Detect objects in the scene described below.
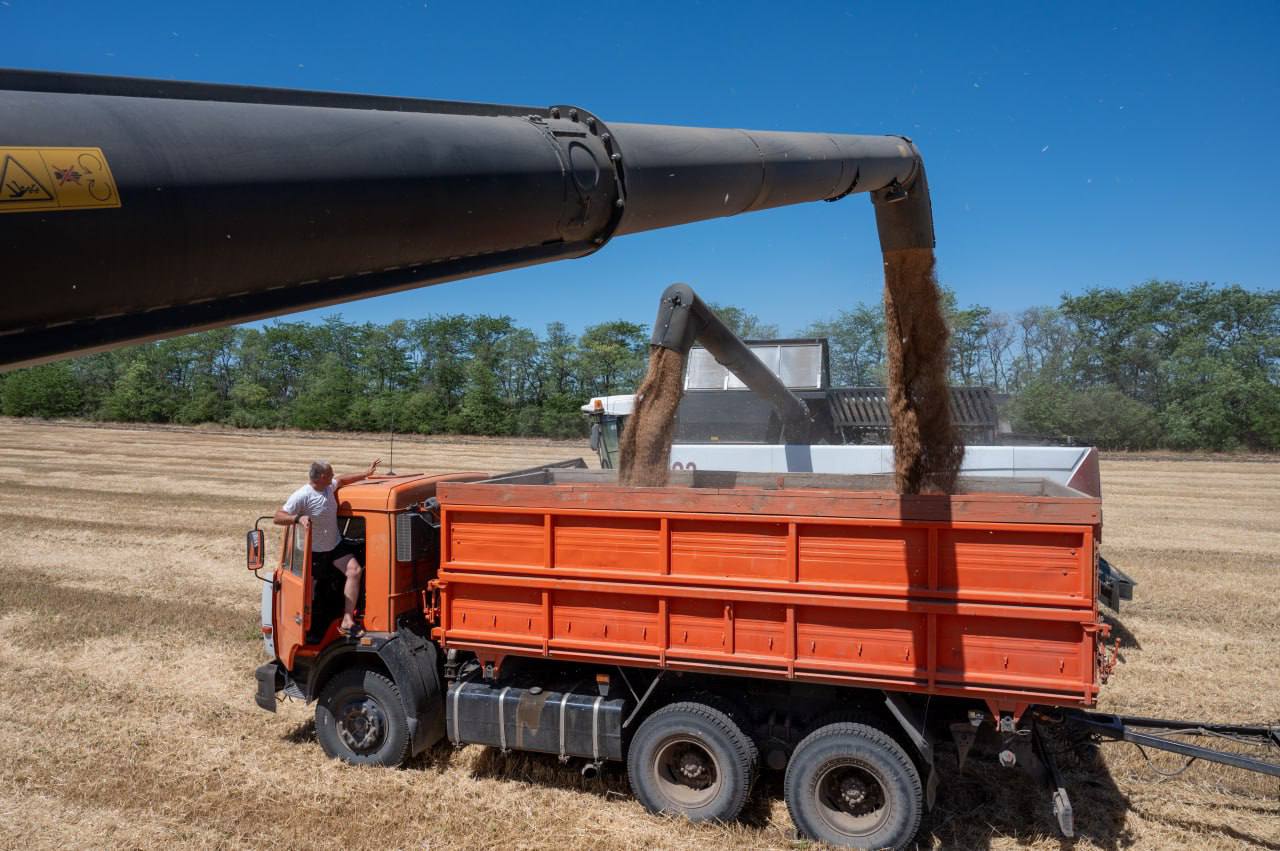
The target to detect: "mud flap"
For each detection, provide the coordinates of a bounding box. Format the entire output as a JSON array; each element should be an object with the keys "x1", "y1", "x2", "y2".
[
  {"x1": 375, "y1": 630, "x2": 446, "y2": 756},
  {"x1": 882, "y1": 692, "x2": 936, "y2": 810},
  {"x1": 950, "y1": 721, "x2": 976, "y2": 770},
  {"x1": 254, "y1": 661, "x2": 281, "y2": 712}
]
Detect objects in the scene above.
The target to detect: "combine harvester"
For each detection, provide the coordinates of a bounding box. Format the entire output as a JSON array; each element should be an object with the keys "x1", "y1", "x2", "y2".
[
  {"x1": 3, "y1": 70, "x2": 1275, "y2": 850},
  {"x1": 582, "y1": 294, "x2": 1100, "y2": 489}
]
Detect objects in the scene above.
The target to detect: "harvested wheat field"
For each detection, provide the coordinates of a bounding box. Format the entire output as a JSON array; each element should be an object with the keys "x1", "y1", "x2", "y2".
[{"x1": 1, "y1": 418, "x2": 1276, "y2": 850}]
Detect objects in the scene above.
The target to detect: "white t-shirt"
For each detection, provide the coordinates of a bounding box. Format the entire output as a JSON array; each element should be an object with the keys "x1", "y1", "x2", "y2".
[{"x1": 282, "y1": 483, "x2": 340, "y2": 552}]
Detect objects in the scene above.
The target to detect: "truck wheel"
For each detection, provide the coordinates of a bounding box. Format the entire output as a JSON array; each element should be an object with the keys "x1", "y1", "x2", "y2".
[
  {"x1": 627, "y1": 701, "x2": 757, "y2": 823},
  {"x1": 315, "y1": 668, "x2": 410, "y2": 767},
  {"x1": 784, "y1": 722, "x2": 922, "y2": 850}
]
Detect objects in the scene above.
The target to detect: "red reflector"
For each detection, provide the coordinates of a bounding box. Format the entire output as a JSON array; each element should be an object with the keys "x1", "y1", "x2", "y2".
[{"x1": 261, "y1": 626, "x2": 272, "y2": 635}]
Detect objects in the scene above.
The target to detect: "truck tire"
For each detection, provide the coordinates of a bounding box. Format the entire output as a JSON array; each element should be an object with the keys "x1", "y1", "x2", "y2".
[
  {"x1": 784, "y1": 721, "x2": 922, "y2": 850},
  {"x1": 627, "y1": 701, "x2": 757, "y2": 823},
  {"x1": 315, "y1": 667, "x2": 410, "y2": 767}
]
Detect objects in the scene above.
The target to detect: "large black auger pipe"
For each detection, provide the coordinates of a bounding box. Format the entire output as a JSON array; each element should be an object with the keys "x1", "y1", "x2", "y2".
[{"x1": 0, "y1": 69, "x2": 934, "y2": 370}]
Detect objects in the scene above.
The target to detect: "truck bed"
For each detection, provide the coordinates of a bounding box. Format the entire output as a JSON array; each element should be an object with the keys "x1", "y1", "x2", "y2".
[{"x1": 433, "y1": 468, "x2": 1104, "y2": 708}]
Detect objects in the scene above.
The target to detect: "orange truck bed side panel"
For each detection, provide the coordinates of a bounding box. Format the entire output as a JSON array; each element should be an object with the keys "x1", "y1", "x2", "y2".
[{"x1": 435, "y1": 481, "x2": 1101, "y2": 707}]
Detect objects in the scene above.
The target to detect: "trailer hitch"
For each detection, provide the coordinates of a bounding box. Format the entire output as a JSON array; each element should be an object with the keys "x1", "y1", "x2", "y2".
[{"x1": 1066, "y1": 711, "x2": 1280, "y2": 779}]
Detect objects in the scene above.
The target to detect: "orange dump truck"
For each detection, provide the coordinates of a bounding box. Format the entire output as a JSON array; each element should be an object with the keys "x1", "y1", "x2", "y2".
[{"x1": 248, "y1": 462, "x2": 1275, "y2": 850}]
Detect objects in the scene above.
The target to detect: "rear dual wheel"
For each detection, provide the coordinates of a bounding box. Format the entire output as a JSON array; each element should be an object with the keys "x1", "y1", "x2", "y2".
[
  {"x1": 784, "y1": 722, "x2": 923, "y2": 850},
  {"x1": 627, "y1": 702, "x2": 758, "y2": 822}
]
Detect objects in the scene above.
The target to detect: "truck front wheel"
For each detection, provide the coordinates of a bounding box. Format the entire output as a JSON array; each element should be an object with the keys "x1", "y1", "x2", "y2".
[
  {"x1": 315, "y1": 668, "x2": 410, "y2": 767},
  {"x1": 627, "y1": 701, "x2": 757, "y2": 823},
  {"x1": 784, "y1": 721, "x2": 922, "y2": 850}
]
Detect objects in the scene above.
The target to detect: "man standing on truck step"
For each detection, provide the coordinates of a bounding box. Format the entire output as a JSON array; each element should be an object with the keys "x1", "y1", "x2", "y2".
[{"x1": 275, "y1": 459, "x2": 380, "y2": 637}]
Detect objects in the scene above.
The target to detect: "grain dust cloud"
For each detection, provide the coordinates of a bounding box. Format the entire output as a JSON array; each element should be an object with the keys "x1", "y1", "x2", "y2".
[
  {"x1": 883, "y1": 247, "x2": 963, "y2": 493},
  {"x1": 618, "y1": 346, "x2": 686, "y2": 487}
]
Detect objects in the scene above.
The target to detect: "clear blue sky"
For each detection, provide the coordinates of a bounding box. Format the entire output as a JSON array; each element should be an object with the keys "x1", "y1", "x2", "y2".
[{"x1": 6, "y1": 1, "x2": 1277, "y2": 334}]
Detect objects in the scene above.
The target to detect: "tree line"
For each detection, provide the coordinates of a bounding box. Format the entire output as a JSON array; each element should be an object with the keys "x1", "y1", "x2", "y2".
[{"x1": 3, "y1": 281, "x2": 1277, "y2": 450}]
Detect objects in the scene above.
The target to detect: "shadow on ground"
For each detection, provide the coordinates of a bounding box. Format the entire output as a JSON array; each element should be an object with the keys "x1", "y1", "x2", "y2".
[
  {"x1": 1101, "y1": 610, "x2": 1142, "y2": 652},
  {"x1": 280, "y1": 714, "x2": 1277, "y2": 849}
]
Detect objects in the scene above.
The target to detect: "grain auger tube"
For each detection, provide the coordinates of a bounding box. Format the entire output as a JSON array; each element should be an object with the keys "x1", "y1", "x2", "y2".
[
  {"x1": 0, "y1": 69, "x2": 932, "y2": 370},
  {"x1": 649, "y1": 282, "x2": 816, "y2": 443}
]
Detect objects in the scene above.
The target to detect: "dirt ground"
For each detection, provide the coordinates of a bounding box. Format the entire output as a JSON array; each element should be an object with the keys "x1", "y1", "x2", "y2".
[{"x1": 1, "y1": 419, "x2": 1276, "y2": 850}]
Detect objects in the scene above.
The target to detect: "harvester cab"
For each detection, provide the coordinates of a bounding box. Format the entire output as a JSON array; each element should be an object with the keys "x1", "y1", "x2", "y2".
[{"x1": 583, "y1": 394, "x2": 635, "y2": 469}]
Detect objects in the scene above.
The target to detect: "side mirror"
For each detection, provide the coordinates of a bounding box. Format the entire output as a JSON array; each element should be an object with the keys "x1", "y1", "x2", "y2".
[
  {"x1": 589, "y1": 422, "x2": 601, "y2": 451},
  {"x1": 246, "y1": 529, "x2": 265, "y2": 572}
]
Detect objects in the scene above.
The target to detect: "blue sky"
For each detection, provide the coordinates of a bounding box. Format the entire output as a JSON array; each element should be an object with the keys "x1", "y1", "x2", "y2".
[{"x1": 5, "y1": 1, "x2": 1277, "y2": 335}]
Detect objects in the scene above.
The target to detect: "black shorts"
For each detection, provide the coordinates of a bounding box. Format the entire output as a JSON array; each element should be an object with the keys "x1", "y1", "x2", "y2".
[{"x1": 313, "y1": 539, "x2": 359, "y2": 574}]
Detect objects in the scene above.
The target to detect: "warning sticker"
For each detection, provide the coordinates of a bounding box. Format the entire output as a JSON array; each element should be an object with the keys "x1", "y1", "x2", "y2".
[{"x1": 0, "y1": 147, "x2": 121, "y2": 213}]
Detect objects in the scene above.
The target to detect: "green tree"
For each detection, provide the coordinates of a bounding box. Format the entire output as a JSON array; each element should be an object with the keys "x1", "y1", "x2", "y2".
[
  {"x1": 455, "y1": 355, "x2": 509, "y2": 435},
  {"x1": 1010, "y1": 306, "x2": 1074, "y2": 391},
  {"x1": 531, "y1": 322, "x2": 586, "y2": 437},
  {"x1": 803, "y1": 303, "x2": 885, "y2": 385},
  {"x1": 407, "y1": 315, "x2": 473, "y2": 431},
  {"x1": 1, "y1": 363, "x2": 83, "y2": 417},
  {"x1": 1010, "y1": 381, "x2": 1161, "y2": 449},
  {"x1": 1054, "y1": 281, "x2": 1279, "y2": 449},
  {"x1": 289, "y1": 353, "x2": 356, "y2": 430},
  {"x1": 228, "y1": 379, "x2": 275, "y2": 428},
  {"x1": 578, "y1": 320, "x2": 648, "y2": 396},
  {"x1": 102, "y1": 355, "x2": 176, "y2": 422},
  {"x1": 6, "y1": 279, "x2": 1270, "y2": 452}
]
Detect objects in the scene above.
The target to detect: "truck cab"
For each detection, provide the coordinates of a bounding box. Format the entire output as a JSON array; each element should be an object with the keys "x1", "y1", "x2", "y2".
[{"x1": 248, "y1": 472, "x2": 485, "y2": 761}]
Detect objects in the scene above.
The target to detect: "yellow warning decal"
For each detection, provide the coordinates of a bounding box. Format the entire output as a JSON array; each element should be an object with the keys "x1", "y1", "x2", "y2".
[{"x1": 0, "y1": 147, "x2": 121, "y2": 213}]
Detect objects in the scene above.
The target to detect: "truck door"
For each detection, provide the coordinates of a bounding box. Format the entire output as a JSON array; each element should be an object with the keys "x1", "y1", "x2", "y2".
[{"x1": 273, "y1": 522, "x2": 312, "y2": 668}]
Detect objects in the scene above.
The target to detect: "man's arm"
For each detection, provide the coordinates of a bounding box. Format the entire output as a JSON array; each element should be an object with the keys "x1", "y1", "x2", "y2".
[
  {"x1": 334, "y1": 458, "x2": 381, "y2": 490},
  {"x1": 273, "y1": 509, "x2": 307, "y2": 526},
  {"x1": 274, "y1": 491, "x2": 309, "y2": 526}
]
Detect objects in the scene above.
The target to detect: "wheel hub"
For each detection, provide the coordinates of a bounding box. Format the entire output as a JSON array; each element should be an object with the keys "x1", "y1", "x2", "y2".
[
  {"x1": 839, "y1": 775, "x2": 868, "y2": 808},
  {"x1": 677, "y1": 750, "x2": 710, "y2": 784},
  {"x1": 819, "y1": 762, "x2": 888, "y2": 825},
  {"x1": 652, "y1": 737, "x2": 722, "y2": 808},
  {"x1": 337, "y1": 698, "x2": 385, "y2": 752}
]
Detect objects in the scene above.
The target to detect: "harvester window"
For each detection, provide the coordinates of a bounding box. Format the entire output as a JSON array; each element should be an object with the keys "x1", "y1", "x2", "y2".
[{"x1": 600, "y1": 418, "x2": 621, "y2": 469}]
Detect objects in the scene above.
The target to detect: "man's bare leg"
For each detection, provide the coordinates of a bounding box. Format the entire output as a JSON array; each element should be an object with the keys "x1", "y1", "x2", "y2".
[{"x1": 333, "y1": 554, "x2": 363, "y2": 630}]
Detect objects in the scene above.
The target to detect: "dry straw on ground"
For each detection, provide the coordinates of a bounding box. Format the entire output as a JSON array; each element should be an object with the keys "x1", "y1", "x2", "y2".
[{"x1": 0, "y1": 419, "x2": 1276, "y2": 850}]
